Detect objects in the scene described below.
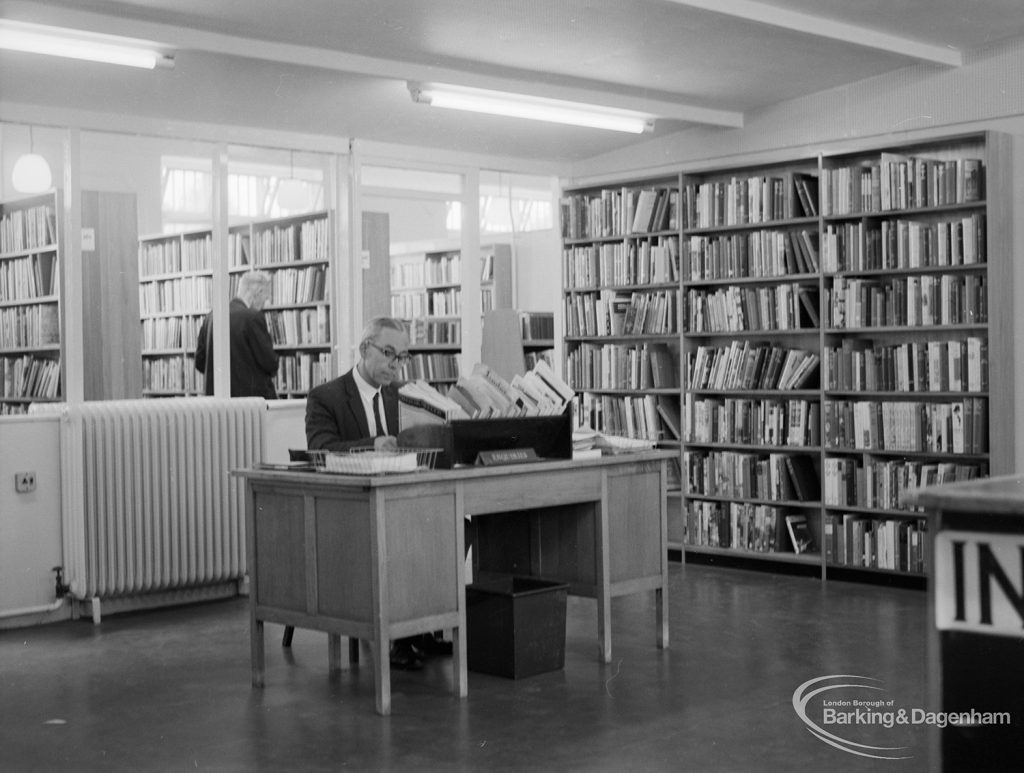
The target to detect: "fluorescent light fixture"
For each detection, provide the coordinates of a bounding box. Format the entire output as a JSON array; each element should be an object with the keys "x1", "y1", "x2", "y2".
[
  {"x1": 0, "y1": 20, "x2": 174, "y2": 69},
  {"x1": 409, "y1": 82, "x2": 654, "y2": 134}
]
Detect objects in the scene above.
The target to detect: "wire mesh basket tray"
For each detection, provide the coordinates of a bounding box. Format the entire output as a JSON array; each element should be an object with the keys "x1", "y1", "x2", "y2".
[{"x1": 308, "y1": 447, "x2": 442, "y2": 475}]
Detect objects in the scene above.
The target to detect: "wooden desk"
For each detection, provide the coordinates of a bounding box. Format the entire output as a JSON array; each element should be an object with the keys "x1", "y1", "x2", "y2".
[{"x1": 239, "y1": 450, "x2": 673, "y2": 715}]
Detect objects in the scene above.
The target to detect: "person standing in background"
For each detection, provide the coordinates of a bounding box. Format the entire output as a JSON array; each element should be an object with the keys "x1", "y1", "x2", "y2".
[{"x1": 195, "y1": 270, "x2": 279, "y2": 398}]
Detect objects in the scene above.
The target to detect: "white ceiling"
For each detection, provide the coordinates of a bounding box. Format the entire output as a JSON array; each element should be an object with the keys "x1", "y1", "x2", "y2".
[{"x1": 2, "y1": 0, "x2": 1024, "y2": 166}]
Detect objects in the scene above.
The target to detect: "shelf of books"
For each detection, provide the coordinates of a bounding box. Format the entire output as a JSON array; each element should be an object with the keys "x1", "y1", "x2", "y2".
[
  {"x1": 232, "y1": 211, "x2": 332, "y2": 397},
  {"x1": 519, "y1": 311, "x2": 556, "y2": 371},
  {"x1": 140, "y1": 211, "x2": 333, "y2": 398},
  {"x1": 559, "y1": 132, "x2": 1013, "y2": 585},
  {"x1": 679, "y1": 158, "x2": 825, "y2": 571},
  {"x1": 480, "y1": 243, "x2": 512, "y2": 314},
  {"x1": 0, "y1": 191, "x2": 62, "y2": 414},
  {"x1": 138, "y1": 228, "x2": 213, "y2": 396},
  {"x1": 560, "y1": 177, "x2": 685, "y2": 516},
  {"x1": 392, "y1": 248, "x2": 463, "y2": 387},
  {"x1": 816, "y1": 132, "x2": 1012, "y2": 582}
]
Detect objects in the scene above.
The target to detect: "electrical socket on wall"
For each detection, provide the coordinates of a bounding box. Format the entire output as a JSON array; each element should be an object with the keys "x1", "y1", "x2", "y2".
[{"x1": 14, "y1": 471, "x2": 36, "y2": 493}]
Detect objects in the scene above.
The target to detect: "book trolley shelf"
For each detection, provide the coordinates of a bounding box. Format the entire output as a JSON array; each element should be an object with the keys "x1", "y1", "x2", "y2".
[
  {"x1": 139, "y1": 210, "x2": 333, "y2": 398},
  {"x1": 0, "y1": 191, "x2": 62, "y2": 414},
  {"x1": 559, "y1": 131, "x2": 1015, "y2": 585}
]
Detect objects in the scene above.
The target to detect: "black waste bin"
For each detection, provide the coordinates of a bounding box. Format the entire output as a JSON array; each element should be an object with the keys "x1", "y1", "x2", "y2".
[{"x1": 466, "y1": 574, "x2": 569, "y2": 679}]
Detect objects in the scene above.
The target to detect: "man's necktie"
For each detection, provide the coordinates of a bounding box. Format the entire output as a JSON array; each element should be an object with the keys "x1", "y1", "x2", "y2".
[{"x1": 373, "y1": 392, "x2": 385, "y2": 436}]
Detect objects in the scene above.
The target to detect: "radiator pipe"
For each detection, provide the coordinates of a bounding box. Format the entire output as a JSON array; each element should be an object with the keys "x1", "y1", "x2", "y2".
[
  {"x1": 0, "y1": 566, "x2": 70, "y2": 620},
  {"x1": 0, "y1": 598, "x2": 66, "y2": 619}
]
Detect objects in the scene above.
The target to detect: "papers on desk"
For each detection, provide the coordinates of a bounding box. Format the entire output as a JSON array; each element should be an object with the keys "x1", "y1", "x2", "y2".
[
  {"x1": 572, "y1": 429, "x2": 657, "y2": 458},
  {"x1": 594, "y1": 434, "x2": 657, "y2": 454},
  {"x1": 572, "y1": 430, "x2": 603, "y2": 460},
  {"x1": 256, "y1": 461, "x2": 314, "y2": 471},
  {"x1": 322, "y1": 450, "x2": 420, "y2": 475}
]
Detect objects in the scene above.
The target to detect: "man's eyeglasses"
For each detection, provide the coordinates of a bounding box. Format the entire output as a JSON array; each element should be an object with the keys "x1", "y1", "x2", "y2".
[{"x1": 366, "y1": 341, "x2": 412, "y2": 367}]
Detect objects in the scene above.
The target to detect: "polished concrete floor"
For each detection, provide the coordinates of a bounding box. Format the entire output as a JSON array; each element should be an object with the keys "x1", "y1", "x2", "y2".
[{"x1": 1, "y1": 562, "x2": 934, "y2": 772}]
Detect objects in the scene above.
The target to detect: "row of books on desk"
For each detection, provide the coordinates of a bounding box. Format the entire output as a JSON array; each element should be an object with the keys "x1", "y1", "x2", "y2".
[{"x1": 399, "y1": 359, "x2": 575, "y2": 422}]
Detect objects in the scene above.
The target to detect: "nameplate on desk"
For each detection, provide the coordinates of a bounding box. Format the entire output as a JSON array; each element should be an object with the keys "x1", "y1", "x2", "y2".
[{"x1": 475, "y1": 448, "x2": 539, "y2": 466}]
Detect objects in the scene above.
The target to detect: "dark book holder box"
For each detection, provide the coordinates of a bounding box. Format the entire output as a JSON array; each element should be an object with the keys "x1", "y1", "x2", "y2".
[{"x1": 400, "y1": 407, "x2": 573, "y2": 469}]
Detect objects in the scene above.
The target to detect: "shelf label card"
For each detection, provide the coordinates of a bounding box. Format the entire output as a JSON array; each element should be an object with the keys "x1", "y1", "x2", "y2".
[{"x1": 934, "y1": 530, "x2": 1024, "y2": 637}]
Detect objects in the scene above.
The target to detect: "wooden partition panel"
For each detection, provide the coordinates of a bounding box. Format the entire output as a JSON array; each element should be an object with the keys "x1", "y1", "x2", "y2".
[
  {"x1": 314, "y1": 493, "x2": 374, "y2": 621},
  {"x1": 253, "y1": 490, "x2": 307, "y2": 611},
  {"x1": 607, "y1": 462, "x2": 664, "y2": 583},
  {"x1": 383, "y1": 488, "x2": 461, "y2": 622}
]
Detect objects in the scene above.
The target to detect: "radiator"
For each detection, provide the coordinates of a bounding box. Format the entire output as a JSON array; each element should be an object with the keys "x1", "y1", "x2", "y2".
[{"x1": 57, "y1": 398, "x2": 264, "y2": 609}]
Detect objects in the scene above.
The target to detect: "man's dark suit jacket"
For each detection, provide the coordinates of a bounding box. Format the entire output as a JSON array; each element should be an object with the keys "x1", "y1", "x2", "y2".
[
  {"x1": 305, "y1": 368, "x2": 400, "y2": 451},
  {"x1": 195, "y1": 298, "x2": 278, "y2": 399}
]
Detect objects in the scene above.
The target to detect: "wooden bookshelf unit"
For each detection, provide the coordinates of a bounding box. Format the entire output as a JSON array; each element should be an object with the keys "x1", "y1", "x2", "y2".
[
  {"x1": 559, "y1": 131, "x2": 1014, "y2": 585},
  {"x1": 0, "y1": 191, "x2": 61, "y2": 413},
  {"x1": 391, "y1": 244, "x2": 513, "y2": 387},
  {"x1": 139, "y1": 210, "x2": 334, "y2": 398}
]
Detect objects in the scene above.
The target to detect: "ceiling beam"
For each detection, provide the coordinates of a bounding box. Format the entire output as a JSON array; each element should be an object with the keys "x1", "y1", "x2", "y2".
[
  {"x1": 665, "y1": 0, "x2": 963, "y2": 67},
  {"x1": 0, "y1": 1, "x2": 743, "y2": 128}
]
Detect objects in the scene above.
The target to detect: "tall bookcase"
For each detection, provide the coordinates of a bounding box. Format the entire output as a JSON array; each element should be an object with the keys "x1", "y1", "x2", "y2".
[
  {"x1": 560, "y1": 180, "x2": 683, "y2": 441},
  {"x1": 235, "y1": 210, "x2": 332, "y2": 397},
  {"x1": 559, "y1": 131, "x2": 1014, "y2": 585},
  {"x1": 139, "y1": 228, "x2": 213, "y2": 396},
  {"x1": 391, "y1": 247, "x2": 462, "y2": 387},
  {"x1": 0, "y1": 191, "x2": 61, "y2": 413},
  {"x1": 815, "y1": 133, "x2": 1012, "y2": 581},
  {"x1": 139, "y1": 209, "x2": 333, "y2": 398},
  {"x1": 391, "y1": 244, "x2": 513, "y2": 387},
  {"x1": 679, "y1": 158, "x2": 825, "y2": 572}
]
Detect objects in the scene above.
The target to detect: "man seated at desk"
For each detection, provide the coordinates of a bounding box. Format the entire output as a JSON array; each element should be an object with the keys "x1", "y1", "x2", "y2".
[{"x1": 305, "y1": 315, "x2": 453, "y2": 671}]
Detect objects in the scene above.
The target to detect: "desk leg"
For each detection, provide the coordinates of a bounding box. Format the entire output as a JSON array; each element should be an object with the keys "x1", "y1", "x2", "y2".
[
  {"x1": 349, "y1": 637, "x2": 360, "y2": 664},
  {"x1": 454, "y1": 625, "x2": 468, "y2": 698},
  {"x1": 328, "y1": 634, "x2": 341, "y2": 673},
  {"x1": 251, "y1": 618, "x2": 265, "y2": 687},
  {"x1": 656, "y1": 587, "x2": 669, "y2": 649},
  {"x1": 598, "y1": 592, "x2": 613, "y2": 663},
  {"x1": 596, "y1": 487, "x2": 613, "y2": 663},
  {"x1": 373, "y1": 636, "x2": 391, "y2": 716}
]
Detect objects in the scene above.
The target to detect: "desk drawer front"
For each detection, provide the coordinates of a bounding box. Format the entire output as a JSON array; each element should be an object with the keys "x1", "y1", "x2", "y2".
[{"x1": 463, "y1": 468, "x2": 601, "y2": 513}]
